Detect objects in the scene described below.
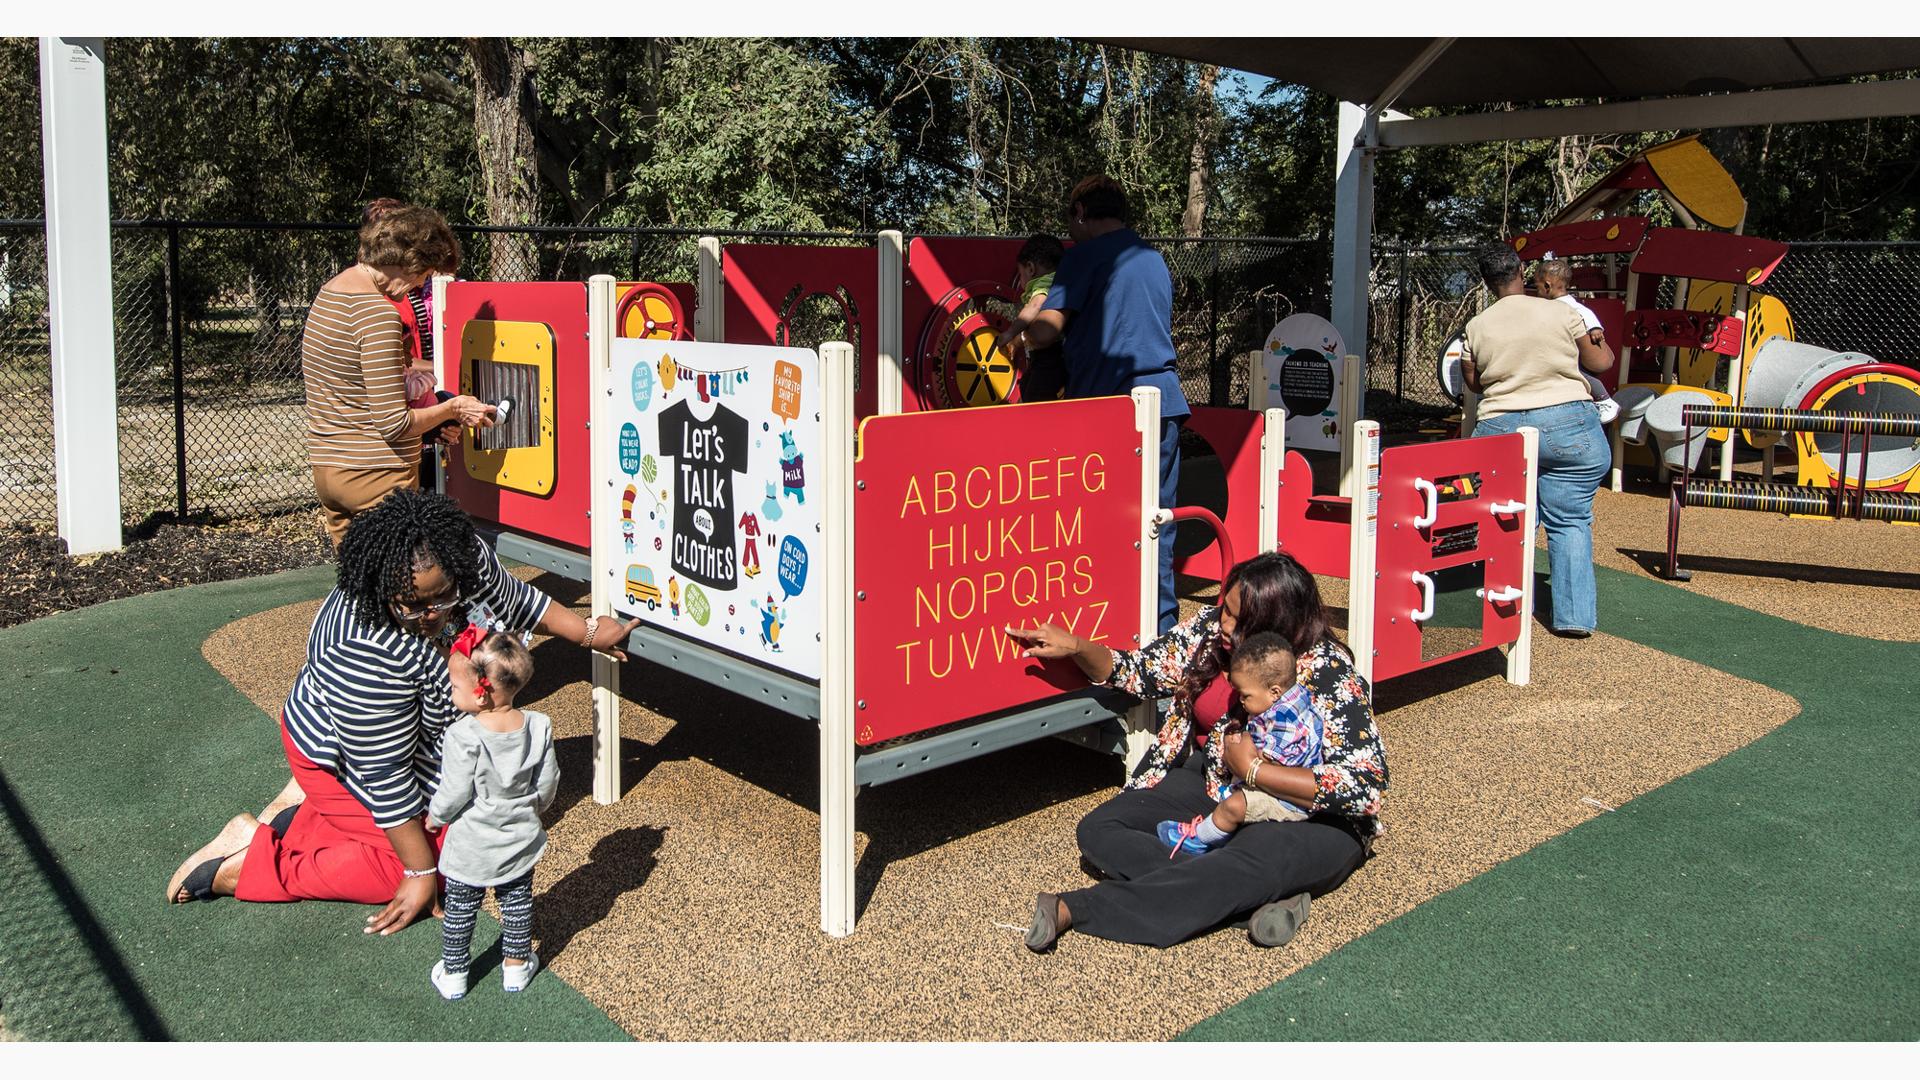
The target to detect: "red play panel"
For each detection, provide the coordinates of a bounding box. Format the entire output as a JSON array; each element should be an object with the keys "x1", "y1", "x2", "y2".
[
  {"x1": 1512, "y1": 216, "x2": 1648, "y2": 258},
  {"x1": 1173, "y1": 406, "x2": 1267, "y2": 583},
  {"x1": 1371, "y1": 433, "x2": 1530, "y2": 683},
  {"x1": 1272, "y1": 450, "x2": 1350, "y2": 579},
  {"x1": 722, "y1": 243, "x2": 878, "y2": 419},
  {"x1": 1630, "y1": 228, "x2": 1788, "y2": 286},
  {"x1": 902, "y1": 236, "x2": 1028, "y2": 414},
  {"x1": 853, "y1": 396, "x2": 1146, "y2": 744},
  {"x1": 441, "y1": 281, "x2": 590, "y2": 551}
]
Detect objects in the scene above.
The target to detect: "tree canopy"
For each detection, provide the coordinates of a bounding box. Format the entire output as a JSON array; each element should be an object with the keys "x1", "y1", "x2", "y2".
[{"x1": 2, "y1": 36, "x2": 1916, "y2": 244}]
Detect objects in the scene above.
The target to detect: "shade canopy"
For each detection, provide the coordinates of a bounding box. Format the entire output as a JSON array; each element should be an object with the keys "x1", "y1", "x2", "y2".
[{"x1": 1099, "y1": 38, "x2": 1920, "y2": 108}]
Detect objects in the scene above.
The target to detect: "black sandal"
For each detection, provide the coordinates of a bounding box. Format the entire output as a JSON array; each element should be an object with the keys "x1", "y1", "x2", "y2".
[
  {"x1": 172, "y1": 855, "x2": 227, "y2": 904},
  {"x1": 1025, "y1": 892, "x2": 1063, "y2": 953}
]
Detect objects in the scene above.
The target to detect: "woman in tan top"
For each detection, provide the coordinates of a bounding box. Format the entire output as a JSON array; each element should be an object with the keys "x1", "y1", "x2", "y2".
[
  {"x1": 1460, "y1": 245, "x2": 1614, "y2": 637},
  {"x1": 303, "y1": 207, "x2": 493, "y2": 545}
]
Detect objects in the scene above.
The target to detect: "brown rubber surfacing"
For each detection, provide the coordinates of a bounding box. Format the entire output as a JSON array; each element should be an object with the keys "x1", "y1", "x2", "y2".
[{"x1": 203, "y1": 568, "x2": 1796, "y2": 1040}]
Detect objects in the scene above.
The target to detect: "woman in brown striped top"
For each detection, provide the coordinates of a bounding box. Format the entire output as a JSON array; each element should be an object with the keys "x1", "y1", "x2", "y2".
[{"x1": 304, "y1": 207, "x2": 494, "y2": 546}]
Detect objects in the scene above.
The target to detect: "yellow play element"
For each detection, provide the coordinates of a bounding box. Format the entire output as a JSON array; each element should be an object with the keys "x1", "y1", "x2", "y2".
[
  {"x1": 1674, "y1": 283, "x2": 1797, "y2": 440},
  {"x1": 460, "y1": 319, "x2": 557, "y2": 496},
  {"x1": 1645, "y1": 135, "x2": 1746, "y2": 230},
  {"x1": 1794, "y1": 370, "x2": 1920, "y2": 512}
]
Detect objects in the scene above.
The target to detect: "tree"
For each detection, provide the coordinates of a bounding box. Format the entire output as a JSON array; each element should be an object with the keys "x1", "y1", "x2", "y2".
[{"x1": 464, "y1": 38, "x2": 540, "y2": 276}]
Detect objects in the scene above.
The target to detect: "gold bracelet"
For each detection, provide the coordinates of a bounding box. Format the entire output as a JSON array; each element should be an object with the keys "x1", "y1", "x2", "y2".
[
  {"x1": 582, "y1": 617, "x2": 599, "y2": 650},
  {"x1": 1246, "y1": 760, "x2": 1262, "y2": 793}
]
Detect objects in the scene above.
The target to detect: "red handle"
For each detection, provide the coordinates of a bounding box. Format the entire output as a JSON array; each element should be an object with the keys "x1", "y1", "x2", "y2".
[{"x1": 1166, "y1": 505, "x2": 1234, "y2": 574}]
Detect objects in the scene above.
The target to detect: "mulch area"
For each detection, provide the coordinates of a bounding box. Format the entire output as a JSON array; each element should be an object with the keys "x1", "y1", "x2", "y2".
[
  {"x1": 202, "y1": 564, "x2": 1798, "y2": 1041},
  {"x1": 0, "y1": 513, "x2": 332, "y2": 629}
]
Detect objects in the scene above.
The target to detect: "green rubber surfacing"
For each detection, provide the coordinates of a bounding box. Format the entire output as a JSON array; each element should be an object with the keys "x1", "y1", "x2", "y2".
[
  {"x1": 0, "y1": 566, "x2": 627, "y2": 1041},
  {"x1": 1182, "y1": 563, "x2": 1920, "y2": 1041}
]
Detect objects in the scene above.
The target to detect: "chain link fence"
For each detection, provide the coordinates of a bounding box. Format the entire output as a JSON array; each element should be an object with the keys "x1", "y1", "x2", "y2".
[{"x1": 2, "y1": 223, "x2": 1917, "y2": 528}]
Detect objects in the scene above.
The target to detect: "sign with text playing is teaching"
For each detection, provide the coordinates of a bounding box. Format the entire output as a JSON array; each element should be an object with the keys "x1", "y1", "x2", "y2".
[
  {"x1": 853, "y1": 396, "x2": 1146, "y2": 744},
  {"x1": 607, "y1": 338, "x2": 824, "y2": 680}
]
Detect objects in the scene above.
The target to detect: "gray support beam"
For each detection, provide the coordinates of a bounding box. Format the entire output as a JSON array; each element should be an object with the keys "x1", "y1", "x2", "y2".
[
  {"x1": 39, "y1": 38, "x2": 121, "y2": 554},
  {"x1": 1331, "y1": 101, "x2": 1376, "y2": 372},
  {"x1": 1377, "y1": 78, "x2": 1920, "y2": 148}
]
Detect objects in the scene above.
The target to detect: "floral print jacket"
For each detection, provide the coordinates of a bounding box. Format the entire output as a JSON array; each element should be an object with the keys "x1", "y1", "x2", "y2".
[{"x1": 1106, "y1": 605, "x2": 1388, "y2": 834}]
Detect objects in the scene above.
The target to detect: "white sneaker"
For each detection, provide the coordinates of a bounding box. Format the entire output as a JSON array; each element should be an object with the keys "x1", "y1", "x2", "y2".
[
  {"x1": 430, "y1": 960, "x2": 468, "y2": 1001},
  {"x1": 502, "y1": 951, "x2": 540, "y2": 992},
  {"x1": 1595, "y1": 396, "x2": 1621, "y2": 425}
]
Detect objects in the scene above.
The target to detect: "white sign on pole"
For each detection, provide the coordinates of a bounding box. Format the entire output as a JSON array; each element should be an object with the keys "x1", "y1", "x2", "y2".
[
  {"x1": 1262, "y1": 314, "x2": 1347, "y2": 452},
  {"x1": 606, "y1": 339, "x2": 825, "y2": 680}
]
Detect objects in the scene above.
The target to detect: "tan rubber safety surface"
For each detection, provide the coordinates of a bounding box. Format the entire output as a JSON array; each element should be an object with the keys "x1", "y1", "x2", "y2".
[
  {"x1": 1590, "y1": 483, "x2": 1920, "y2": 641},
  {"x1": 203, "y1": 563, "x2": 1796, "y2": 1041}
]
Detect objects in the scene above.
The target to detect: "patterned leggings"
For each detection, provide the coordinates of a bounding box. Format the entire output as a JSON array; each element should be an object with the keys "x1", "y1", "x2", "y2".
[{"x1": 440, "y1": 872, "x2": 535, "y2": 975}]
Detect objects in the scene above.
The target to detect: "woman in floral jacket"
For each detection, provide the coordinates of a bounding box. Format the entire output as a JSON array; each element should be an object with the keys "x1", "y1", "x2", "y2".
[{"x1": 1007, "y1": 551, "x2": 1387, "y2": 950}]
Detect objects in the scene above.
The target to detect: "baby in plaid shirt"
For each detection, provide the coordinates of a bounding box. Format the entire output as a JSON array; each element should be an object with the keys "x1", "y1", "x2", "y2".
[{"x1": 1160, "y1": 632, "x2": 1324, "y2": 855}]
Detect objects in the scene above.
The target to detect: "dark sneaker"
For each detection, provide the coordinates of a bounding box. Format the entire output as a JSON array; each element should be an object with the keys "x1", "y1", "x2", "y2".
[{"x1": 1249, "y1": 892, "x2": 1311, "y2": 947}]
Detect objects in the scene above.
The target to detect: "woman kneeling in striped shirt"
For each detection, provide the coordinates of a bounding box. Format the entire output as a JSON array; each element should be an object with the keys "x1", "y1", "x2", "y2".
[{"x1": 164, "y1": 490, "x2": 639, "y2": 938}]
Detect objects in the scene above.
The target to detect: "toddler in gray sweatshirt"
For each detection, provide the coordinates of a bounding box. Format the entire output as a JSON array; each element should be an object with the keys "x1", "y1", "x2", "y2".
[{"x1": 427, "y1": 625, "x2": 558, "y2": 1001}]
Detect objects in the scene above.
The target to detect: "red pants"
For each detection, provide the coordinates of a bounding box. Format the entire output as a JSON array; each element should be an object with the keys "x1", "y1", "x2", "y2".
[{"x1": 234, "y1": 720, "x2": 442, "y2": 905}]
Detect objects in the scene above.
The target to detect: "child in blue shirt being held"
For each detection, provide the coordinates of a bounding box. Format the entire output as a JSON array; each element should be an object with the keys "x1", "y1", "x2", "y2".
[{"x1": 1159, "y1": 632, "x2": 1322, "y2": 855}]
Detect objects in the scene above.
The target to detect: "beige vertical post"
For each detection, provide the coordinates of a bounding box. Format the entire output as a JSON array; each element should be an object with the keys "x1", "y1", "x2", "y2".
[
  {"x1": 1246, "y1": 349, "x2": 1269, "y2": 413},
  {"x1": 1345, "y1": 420, "x2": 1382, "y2": 685},
  {"x1": 1336, "y1": 353, "x2": 1365, "y2": 488},
  {"x1": 1259, "y1": 406, "x2": 1286, "y2": 555},
  {"x1": 1123, "y1": 387, "x2": 1165, "y2": 772},
  {"x1": 587, "y1": 276, "x2": 623, "y2": 804},
  {"x1": 1507, "y1": 426, "x2": 1540, "y2": 686},
  {"x1": 876, "y1": 231, "x2": 904, "y2": 416},
  {"x1": 695, "y1": 237, "x2": 723, "y2": 343},
  {"x1": 430, "y1": 273, "x2": 453, "y2": 497},
  {"x1": 819, "y1": 340, "x2": 858, "y2": 937}
]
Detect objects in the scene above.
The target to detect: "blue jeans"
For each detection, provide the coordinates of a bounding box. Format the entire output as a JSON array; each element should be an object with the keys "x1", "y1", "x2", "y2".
[
  {"x1": 1474, "y1": 400, "x2": 1609, "y2": 632},
  {"x1": 1158, "y1": 417, "x2": 1183, "y2": 633}
]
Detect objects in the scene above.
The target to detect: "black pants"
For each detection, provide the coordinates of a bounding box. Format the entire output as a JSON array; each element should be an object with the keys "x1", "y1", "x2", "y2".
[{"x1": 1062, "y1": 754, "x2": 1370, "y2": 947}]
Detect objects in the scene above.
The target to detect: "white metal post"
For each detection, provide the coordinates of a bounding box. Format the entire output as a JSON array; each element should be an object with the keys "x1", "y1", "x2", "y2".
[
  {"x1": 876, "y1": 230, "x2": 904, "y2": 416},
  {"x1": 430, "y1": 273, "x2": 452, "y2": 496},
  {"x1": 1609, "y1": 269, "x2": 1641, "y2": 492},
  {"x1": 695, "y1": 237, "x2": 723, "y2": 343},
  {"x1": 1507, "y1": 426, "x2": 1540, "y2": 687},
  {"x1": 39, "y1": 37, "x2": 121, "y2": 554},
  {"x1": 1337, "y1": 353, "x2": 1366, "y2": 489},
  {"x1": 1259, "y1": 407, "x2": 1285, "y2": 555},
  {"x1": 587, "y1": 276, "x2": 622, "y2": 804},
  {"x1": 1123, "y1": 387, "x2": 1164, "y2": 772},
  {"x1": 1331, "y1": 101, "x2": 1376, "y2": 389},
  {"x1": 1461, "y1": 385, "x2": 1480, "y2": 439},
  {"x1": 1246, "y1": 349, "x2": 1268, "y2": 413},
  {"x1": 819, "y1": 339, "x2": 857, "y2": 937},
  {"x1": 1345, "y1": 420, "x2": 1382, "y2": 686}
]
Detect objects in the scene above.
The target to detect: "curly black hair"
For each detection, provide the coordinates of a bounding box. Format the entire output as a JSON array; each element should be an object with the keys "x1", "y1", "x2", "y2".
[{"x1": 336, "y1": 488, "x2": 485, "y2": 631}]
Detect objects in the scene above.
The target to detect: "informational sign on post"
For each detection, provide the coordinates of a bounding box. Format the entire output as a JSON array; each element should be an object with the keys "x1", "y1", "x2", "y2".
[
  {"x1": 852, "y1": 397, "x2": 1145, "y2": 744},
  {"x1": 1263, "y1": 314, "x2": 1347, "y2": 452},
  {"x1": 607, "y1": 339, "x2": 824, "y2": 680}
]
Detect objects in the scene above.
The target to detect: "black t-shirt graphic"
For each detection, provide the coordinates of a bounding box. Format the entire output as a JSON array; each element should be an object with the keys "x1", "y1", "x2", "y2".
[{"x1": 658, "y1": 398, "x2": 749, "y2": 590}]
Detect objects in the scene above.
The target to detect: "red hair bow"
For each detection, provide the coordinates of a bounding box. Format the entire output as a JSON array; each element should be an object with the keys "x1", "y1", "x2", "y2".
[{"x1": 450, "y1": 624, "x2": 494, "y2": 696}]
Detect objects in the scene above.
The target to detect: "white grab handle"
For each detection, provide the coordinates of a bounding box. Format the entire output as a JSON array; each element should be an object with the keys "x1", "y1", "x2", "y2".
[
  {"x1": 1411, "y1": 571, "x2": 1436, "y2": 622},
  {"x1": 1490, "y1": 499, "x2": 1525, "y2": 515},
  {"x1": 1413, "y1": 478, "x2": 1439, "y2": 529},
  {"x1": 1478, "y1": 585, "x2": 1522, "y2": 603}
]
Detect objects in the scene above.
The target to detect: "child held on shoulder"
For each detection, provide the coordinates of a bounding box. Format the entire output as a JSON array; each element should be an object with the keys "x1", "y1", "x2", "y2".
[
  {"x1": 427, "y1": 625, "x2": 558, "y2": 1000},
  {"x1": 1159, "y1": 633, "x2": 1322, "y2": 855},
  {"x1": 1535, "y1": 258, "x2": 1620, "y2": 424}
]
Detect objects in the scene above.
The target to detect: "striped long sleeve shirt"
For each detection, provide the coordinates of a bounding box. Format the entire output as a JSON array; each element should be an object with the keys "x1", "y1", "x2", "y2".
[
  {"x1": 302, "y1": 289, "x2": 420, "y2": 470},
  {"x1": 281, "y1": 538, "x2": 552, "y2": 829}
]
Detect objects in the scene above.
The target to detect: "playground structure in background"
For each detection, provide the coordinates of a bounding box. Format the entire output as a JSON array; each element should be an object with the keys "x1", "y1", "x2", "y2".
[
  {"x1": 431, "y1": 235, "x2": 1540, "y2": 937},
  {"x1": 1443, "y1": 134, "x2": 1920, "y2": 510}
]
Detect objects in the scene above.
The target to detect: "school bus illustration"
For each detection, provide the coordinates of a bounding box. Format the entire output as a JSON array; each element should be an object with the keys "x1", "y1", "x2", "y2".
[{"x1": 624, "y1": 565, "x2": 663, "y2": 609}]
